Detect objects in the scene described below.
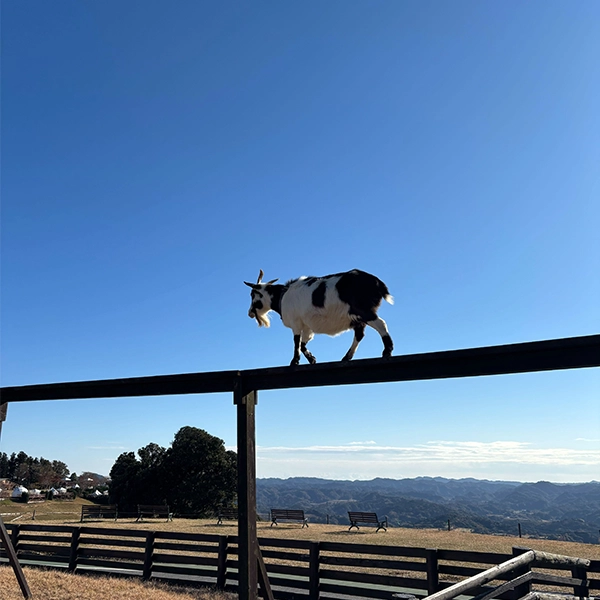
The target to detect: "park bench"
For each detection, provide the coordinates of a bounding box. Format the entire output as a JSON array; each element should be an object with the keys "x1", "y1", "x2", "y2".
[
  {"x1": 80, "y1": 504, "x2": 118, "y2": 522},
  {"x1": 216, "y1": 507, "x2": 238, "y2": 525},
  {"x1": 270, "y1": 508, "x2": 308, "y2": 528},
  {"x1": 136, "y1": 504, "x2": 173, "y2": 522},
  {"x1": 348, "y1": 511, "x2": 387, "y2": 532}
]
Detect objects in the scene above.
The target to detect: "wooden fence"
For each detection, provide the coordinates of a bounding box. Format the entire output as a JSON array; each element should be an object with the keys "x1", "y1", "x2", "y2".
[{"x1": 2, "y1": 523, "x2": 599, "y2": 600}]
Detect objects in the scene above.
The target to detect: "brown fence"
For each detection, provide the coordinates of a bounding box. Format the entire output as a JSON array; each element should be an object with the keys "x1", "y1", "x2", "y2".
[{"x1": 2, "y1": 523, "x2": 599, "y2": 600}]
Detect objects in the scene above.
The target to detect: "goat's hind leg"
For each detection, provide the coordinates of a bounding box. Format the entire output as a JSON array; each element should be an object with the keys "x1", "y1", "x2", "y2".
[
  {"x1": 367, "y1": 316, "x2": 393, "y2": 358},
  {"x1": 342, "y1": 322, "x2": 366, "y2": 362}
]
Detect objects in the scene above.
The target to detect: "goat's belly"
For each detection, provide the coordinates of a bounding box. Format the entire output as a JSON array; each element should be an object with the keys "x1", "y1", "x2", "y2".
[{"x1": 305, "y1": 312, "x2": 353, "y2": 336}]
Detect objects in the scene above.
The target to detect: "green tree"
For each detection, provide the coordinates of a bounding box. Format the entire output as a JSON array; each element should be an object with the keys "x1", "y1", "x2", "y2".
[
  {"x1": 109, "y1": 452, "x2": 141, "y2": 512},
  {"x1": 162, "y1": 426, "x2": 237, "y2": 516},
  {"x1": 108, "y1": 427, "x2": 237, "y2": 517}
]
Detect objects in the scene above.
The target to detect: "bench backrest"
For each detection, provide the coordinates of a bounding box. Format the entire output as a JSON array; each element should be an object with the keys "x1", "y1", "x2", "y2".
[
  {"x1": 219, "y1": 508, "x2": 238, "y2": 517},
  {"x1": 82, "y1": 505, "x2": 117, "y2": 513},
  {"x1": 271, "y1": 509, "x2": 305, "y2": 520},
  {"x1": 348, "y1": 511, "x2": 379, "y2": 523}
]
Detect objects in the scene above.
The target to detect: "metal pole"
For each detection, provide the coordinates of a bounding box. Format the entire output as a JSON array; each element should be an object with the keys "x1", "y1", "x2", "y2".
[{"x1": 235, "y1": 386, "x2": 258, "y2": 600}]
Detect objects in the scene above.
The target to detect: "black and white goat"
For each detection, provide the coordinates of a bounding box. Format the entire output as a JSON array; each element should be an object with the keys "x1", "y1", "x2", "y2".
[{"x1": 245, "y1": 269, "x2": 394, "y2": 365}]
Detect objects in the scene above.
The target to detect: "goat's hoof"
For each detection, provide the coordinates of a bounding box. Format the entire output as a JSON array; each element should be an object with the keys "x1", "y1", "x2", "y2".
[
  {"x1": 382, "y1": 351, "x2": 393, "y2": 359},
  {"x1": 306, "y1": 355, "x2": 317, "y2": 365},
  {"x1": 290, "y1": 359, "x2": 300, "y2": 367},
  {"x1": 341, "y1": 354, "x2": 353, "y2": 362}
]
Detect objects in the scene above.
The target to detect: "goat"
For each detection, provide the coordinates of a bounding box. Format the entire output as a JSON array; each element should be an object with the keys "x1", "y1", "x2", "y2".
[{"x1": 244, "y1": 269, "x2": 394, "y2": 365}]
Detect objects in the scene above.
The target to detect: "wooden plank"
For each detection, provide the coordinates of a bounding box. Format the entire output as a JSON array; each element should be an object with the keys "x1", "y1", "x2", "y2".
[
  {"x1": 319, "y1": 540, "x2": 428, "y2": 557},
  {"x1": 321, "y1": 555, "x2": 426, "y2": 571},
  {"x1": 153, "y1": 553, "x2": 219, "y2": 567},
  {"x1": 80, "y1": 526, "x2": 147, "y2": 537},
  {"x1": 154, "y1": 530, "x2": 221, "y2": 543},
  {"x1": 76, "y1": 558, "x2": 142, "y2": 571},
  {"x1": 320, "y1": 581, "x2": 409, "y2": 600},
  {"x1": 0, "y1": 517, "x2": 32, "y2": 599},
  {"x1": 261, "y1": 548, "x2": 309, "y2": 562},
  {"x1": 236, "y1": 387, "x2": 258, "y2": 600},
  {"x1": 2, "y1": 335, "x2": 598, "y2": 402},
  {"x1": 438, "y1": 549, "x2": 512, "y2": 563},
  {"x1": 264, "y1": 574, "x2": 309, "y2": 590},
  {"x1": 425, "y1": 550, "x2": 536, "y2": 600},
  {"x1": 154, "y1": 541, "x2": 217, "y2": 553},
  {"x1": 80, "y1": 537, "x2": 146, "y2": 548},
  {"x1": 150, "y1": 564, "x2": 217, "y2": 578},
  {"x1": 320, "y1": 567, "x2": 415, "y2": 587},
  {"x1": 264, "y1": 563, "x2": 309, "y2": 577}
]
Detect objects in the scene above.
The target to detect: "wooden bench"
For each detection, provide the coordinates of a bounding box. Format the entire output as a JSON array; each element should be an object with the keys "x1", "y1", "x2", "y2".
[
  {"x1": 216, "y1": 507, "x2": 238, "y2": 525},
  {"x1": 348, "y1": 511, "x2": 387, "y2": 532},
  {"x1": 80, "y1": 504, "x2": 118, "y2": 522},
  {"x1": 136, "y1": 504, "x2": 173, "y2": 522},
  {"x1": 270, "y1": 509, "x2": 308, "y2": 528}
]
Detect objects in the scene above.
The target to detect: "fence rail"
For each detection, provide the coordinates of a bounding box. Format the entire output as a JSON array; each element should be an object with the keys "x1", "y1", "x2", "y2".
[
  {"x1": 2, "y1": 334, "x2": 599, "y2": 600},
  {"x1": 2, "y1": 524, "x2": 599, "y2": 600}
]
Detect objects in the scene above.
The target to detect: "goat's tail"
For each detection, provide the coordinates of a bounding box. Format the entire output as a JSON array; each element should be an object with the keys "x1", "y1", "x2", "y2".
[{"x1": 384, "y1": 294, "x2": 394, "y2": 305}]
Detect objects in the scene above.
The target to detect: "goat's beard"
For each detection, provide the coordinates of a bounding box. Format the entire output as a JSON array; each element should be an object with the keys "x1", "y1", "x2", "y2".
[{"x1": 256, "y1": 312, "x2": 270, "y2": 328}]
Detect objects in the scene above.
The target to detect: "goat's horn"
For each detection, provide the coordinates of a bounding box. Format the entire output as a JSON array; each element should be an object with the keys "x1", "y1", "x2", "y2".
[
  {"x1": 257, "y1": 269, "x2": 264, "y2": 284},
  {"x1": 266, "y1": 278, "x2": 279, "y2": 285},
  {"x1": 244, "y1": 281, "x2": 259, "y2": 289}
]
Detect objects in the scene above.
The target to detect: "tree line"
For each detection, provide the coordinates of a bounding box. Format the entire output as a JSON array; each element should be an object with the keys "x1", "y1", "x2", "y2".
[
  {"x1": 109, "y1": 426, "x2": 237, "y2": 516},
  {"x1": 0, "y1": 451, "x2": 70, "y2": 488}
]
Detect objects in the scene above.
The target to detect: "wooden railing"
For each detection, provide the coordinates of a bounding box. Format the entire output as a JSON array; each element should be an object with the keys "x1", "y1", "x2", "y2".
[
  {"x1": 2, "y1": 524, "x2": 599, "y2": 599},
  {"x1": 2, "y1": 334, "x2": 599, "y2": 600}
]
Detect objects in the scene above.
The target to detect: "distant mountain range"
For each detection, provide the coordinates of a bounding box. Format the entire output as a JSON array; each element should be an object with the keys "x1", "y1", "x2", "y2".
[{"x1": 256, "y1": 477, "x2": 600, "y2": 544}]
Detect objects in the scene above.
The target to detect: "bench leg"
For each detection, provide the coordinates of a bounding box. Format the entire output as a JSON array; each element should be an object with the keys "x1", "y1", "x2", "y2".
[{"x1": 349, "y1": 523, "x2": 359, "y2": 531}]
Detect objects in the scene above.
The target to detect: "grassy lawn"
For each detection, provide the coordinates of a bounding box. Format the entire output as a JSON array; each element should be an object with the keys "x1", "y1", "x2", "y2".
[{"x1": 0, "y1": 567, "x2": 236, "y2": 600}]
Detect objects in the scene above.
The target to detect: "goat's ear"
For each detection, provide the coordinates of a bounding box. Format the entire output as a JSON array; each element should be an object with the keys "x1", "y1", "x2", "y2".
[
  {"x1": 266, "y1": 278, "x2": 279, "y2": 285},
  {"x1": 257, "y1": 269, "x2": 264, "y2": 284},
  {"x1": 244, "y1": 281, "x2": 260, "y2": 289}
]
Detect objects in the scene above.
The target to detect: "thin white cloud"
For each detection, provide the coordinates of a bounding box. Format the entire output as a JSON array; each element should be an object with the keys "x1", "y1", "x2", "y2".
[
  {"x1": 575, "y1": 438, "x2": 600, "y2": 443},
  {"x1": 87, "y1": 445, "x2": 129, "y2": 451},
  {"x1": 348, "y1": 441, "x2": 377, "y2": 446},
  {"x1": 257, "y1": 440, "x2": 600, "y2": 465}
]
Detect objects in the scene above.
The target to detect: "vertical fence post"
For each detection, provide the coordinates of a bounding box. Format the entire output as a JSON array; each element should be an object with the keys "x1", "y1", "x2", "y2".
[
  {"x1": 68, "y1": 527, "x2": 81, "y2": 572},
  {"x1": 143, "y1": 531, "x2": 156, "y2": 581},
  {"x1": 571, "y1": 565, "x2": 588, "y2": 600},
  {"x1": 511, "y1": 547, "x2": 532, "y2": 600},
  {"x1": 11, "y1": 523, "x2": 20, "y2": 550},
  {"x1": 217, "y1": 535, "x2": 229, "y2": 590},
  {"x1": 426, "y1": 548, "x2": 439, "y2": 595},
  {"x1": 235, "y1": 383, "x2": 258, "y2": 600},
  {"x1": 309, "y1": 541, "x2": 320, "y2": 600}
]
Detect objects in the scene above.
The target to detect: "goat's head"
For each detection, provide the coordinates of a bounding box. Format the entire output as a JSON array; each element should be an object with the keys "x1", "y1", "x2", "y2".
[{"x1": 244, "y1": 269, "x2": 278, "y2": 327}]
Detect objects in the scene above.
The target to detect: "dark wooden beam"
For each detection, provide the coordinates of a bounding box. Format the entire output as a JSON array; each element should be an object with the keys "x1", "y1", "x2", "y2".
[
  {"x1": 1, "y1": 335, "x2": 598, "y2": 402},
  {"x1": 0, "y1": 518, "x2": 32, "y2": 598},
  {"x1": 235, "y1": 387, "x2": 258, "y2": 600}
]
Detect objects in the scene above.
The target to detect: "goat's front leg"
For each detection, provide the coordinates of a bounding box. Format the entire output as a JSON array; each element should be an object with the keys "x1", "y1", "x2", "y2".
[
  {"x1": 291, "y1": 334, "x2": 302, "y2": 366},
  {"x1": 301, "y1": 330, "x2": 316, "y2": 364}
]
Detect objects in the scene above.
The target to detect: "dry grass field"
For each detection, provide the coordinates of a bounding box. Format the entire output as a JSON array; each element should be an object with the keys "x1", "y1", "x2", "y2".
[
  {"x1": 0, "y1": 567, "x2": 236, "y2": 600},
  {"x1": 2, "y1": 507, "x2": 599, "y2": 599}
]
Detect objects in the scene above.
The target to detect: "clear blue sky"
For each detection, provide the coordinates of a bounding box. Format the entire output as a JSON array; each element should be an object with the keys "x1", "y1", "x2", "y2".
[{"x1": 1, "y1": 1, "x2": 598, "y2": 483}]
